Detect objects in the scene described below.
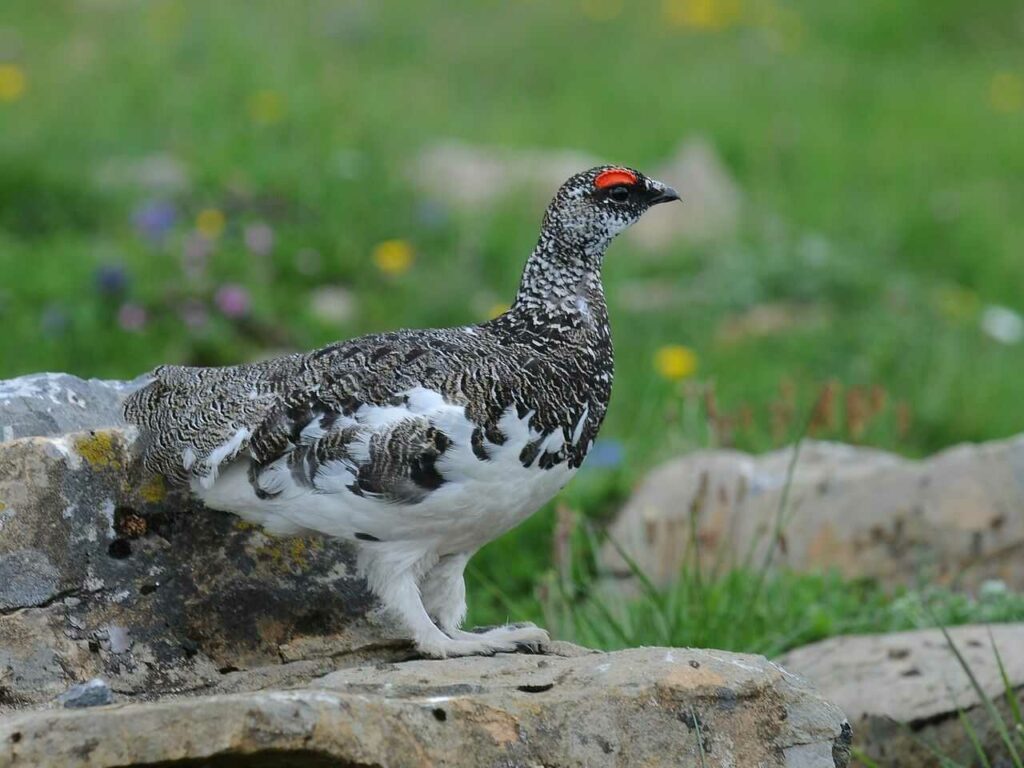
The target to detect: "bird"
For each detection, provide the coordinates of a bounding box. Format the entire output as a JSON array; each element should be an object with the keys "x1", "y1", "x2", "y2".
[{"x1": 123, "y1": 166, "x2": 680, "y2": 658}]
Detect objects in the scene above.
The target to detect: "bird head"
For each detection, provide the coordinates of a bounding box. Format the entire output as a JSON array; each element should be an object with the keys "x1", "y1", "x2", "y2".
[{"x1": 542, "y1": 166, "x2": 680, "y2": 254}]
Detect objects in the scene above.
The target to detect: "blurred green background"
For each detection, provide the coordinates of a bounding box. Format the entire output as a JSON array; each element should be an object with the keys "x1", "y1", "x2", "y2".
[{"x1": 1, "y1": 0, "x2": 1023, "y2": 638}]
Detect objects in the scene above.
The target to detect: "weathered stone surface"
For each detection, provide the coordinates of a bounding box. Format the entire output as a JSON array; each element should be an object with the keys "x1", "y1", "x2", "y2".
[
  {"x1": 1, "y1": 646, "x2": 851, "y2": 768},
  {"x1": 603, "y1": 439, "x2": 1024, "y2": 591},
  {"x1": 0, "y1": 375, "x2": 402, "y2": 713},
  {"x1": 779, "y1": 624, "x2": 1024, "y2": 767},
  {"x1": 0, "y1": 373, "x2": 133, "y2": 442}
]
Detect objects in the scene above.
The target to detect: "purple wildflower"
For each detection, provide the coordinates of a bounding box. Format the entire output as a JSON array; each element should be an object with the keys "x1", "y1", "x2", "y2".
[
  {"x1": 132, "y1": 199, "x2": 177, "y2": 243},
  {"x1": 215, "y1": 284, "x2": 251, "y2": 318},
  {"x1": 118, "y1": 303, "x2": 148, "y2": 332}
]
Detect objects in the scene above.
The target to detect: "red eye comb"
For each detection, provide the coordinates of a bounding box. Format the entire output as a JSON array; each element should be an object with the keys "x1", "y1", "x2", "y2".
[{"x1": 595, "y1": 169, "x2": 638, "y2": 189}]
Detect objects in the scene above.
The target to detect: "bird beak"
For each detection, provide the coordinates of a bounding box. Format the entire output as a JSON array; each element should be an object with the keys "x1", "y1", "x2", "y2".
[{"x1": 645, "y1": 181, "x2": 681, "y2": 206}]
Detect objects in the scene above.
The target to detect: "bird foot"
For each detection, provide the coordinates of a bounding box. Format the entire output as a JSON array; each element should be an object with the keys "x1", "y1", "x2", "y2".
[
  {"x1": 453, "y1": 623, "x2": 551, "y2": 654},
  {"x1": 415, "y1": 623, "x2": 551, "y2": 659}
]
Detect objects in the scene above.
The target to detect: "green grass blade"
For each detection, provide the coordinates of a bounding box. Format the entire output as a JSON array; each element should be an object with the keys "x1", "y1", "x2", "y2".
[
  {"x1": 946, "y1": 679, "x2": 994, "y2": 768},
  {"x1": 937, "y1": 623, "x2": 1023, "y2": 768},
  {"x1": 987, "y1": 627, "x2": 1024, "y2": 743},
  {"x1": 690, "y1": 706, "x2": 708, "y2": 768},
  {"x1": 603, "y1": 530, "x2": 668, "y2": 611}
]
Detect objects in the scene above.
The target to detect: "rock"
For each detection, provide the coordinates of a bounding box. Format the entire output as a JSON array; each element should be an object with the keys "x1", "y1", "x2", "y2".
[
  {"x1": 0, "y1": 374, "x2": 403, "y2": 713},
  {"x1": 411, "y1": 140, "x2": 600, "y2": 212},
  {"x1": 411, "y1": 138, "x2": 740, "y2": 251},
  {"x1": 58, "y1": 678, "x2": 113, "y2": 709},
  {"x1": 779, "y1": 624, "x2": 1024, "y2": 767},
  {"x1": 603, "y1": 438, "x2": 1024, "y2": 591},
  {"x1": 0, "y1": 645, "x2": 852, "y2": 767},
  {"x1": 626, "y1": 138, "x2": 742, "y2": 250},
  {"x1": 0, "y1": 373, "x2": 133, "y2": 442}
]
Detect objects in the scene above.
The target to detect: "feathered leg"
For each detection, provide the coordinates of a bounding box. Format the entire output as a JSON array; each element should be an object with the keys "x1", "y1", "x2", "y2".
[
  {"x1": 420, "y1": 552, "x2": 550, "y2": 653},
  {"x1": 359, "y1": 544, "x2": 509, "y2": 657}
]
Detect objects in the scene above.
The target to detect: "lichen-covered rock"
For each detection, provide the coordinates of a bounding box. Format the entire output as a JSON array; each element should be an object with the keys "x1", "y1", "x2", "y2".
[
  {"x1": 0, "y1": 374, "x2": 403, "y2": 713},
  {"x1": 604, "y1": 439, "x2": 1024, "y2": 591},
  {"x1": 0, "y1": 645, "x2": 852, "y2": 768},
  {"x1": 779, "y1": 624, "x2": 1024, "y2": 768}
]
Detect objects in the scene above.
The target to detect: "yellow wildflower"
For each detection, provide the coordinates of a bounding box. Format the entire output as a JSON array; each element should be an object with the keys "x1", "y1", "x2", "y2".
[
  {"x1": 373, "y1": 239, "x2": 414, "y2": 276},
  {"x1": 580, "y1": 0, "x2": 623, "y2": 22},
  {"x1": 662, "y1": 0, "x2": 741, "y2": 30},
  {"x1": 990, "y1": 71, "x2": 1023, "y2": 114},
  {"x1": 654, "y1": 345, "x2": 698, "y2": 381},
  {"x1": 248, "y1": 89, "x2": 284, "y2": 125},
  {"x1": 0, "y1": 64, "x2": 26, "y2": 103},
  {"x1": 196, "y1": 208, "x2": 226, "y2": 239}
]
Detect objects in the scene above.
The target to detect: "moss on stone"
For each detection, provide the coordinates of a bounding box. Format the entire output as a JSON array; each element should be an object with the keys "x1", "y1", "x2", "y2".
[
  {"x1": 138, "y1": 475, "x2": 167, "y2": 503},
  {"x1": 74, "y1": 431, "x2": 122, "y2": 470}
]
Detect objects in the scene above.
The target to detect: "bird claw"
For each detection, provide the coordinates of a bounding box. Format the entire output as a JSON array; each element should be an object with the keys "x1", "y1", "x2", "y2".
[
  {"x1": 417, "y1": 623, "x2": 551, "y2": 658},
  {"x1": 463, "y1": 623, "x2": 551, "y2": 653},
  {"x1": 513, "y1": 638, "x2": 548, "y2": 654}
]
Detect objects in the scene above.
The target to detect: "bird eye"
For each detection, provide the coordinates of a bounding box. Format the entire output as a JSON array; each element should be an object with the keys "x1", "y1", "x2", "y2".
[{"x1": 608, "y1": 185, "x2": 630, "y2": 203}]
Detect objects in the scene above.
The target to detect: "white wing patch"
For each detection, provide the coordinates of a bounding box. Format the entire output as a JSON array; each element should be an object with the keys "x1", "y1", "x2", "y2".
[
  {"x1": 193, "y1": 389, "x2": 580, "y2": 553},
  {"x1": 312, "y1": 459, "x2": 360, "y2": 494},
  {"x1": 196, "y1": 427, "x2": 251, "y2": 489}
]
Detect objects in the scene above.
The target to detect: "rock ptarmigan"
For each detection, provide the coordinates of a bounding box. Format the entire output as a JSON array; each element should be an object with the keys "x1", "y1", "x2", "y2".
[{"x1": 123, "y1": 166, "x2": 680, "y2": 658}]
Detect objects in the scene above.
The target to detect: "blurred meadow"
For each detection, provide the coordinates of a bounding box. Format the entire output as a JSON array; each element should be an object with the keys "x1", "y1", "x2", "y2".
[{"x1": 1, "y1": 0, "x2": 1023, "y2": 645}]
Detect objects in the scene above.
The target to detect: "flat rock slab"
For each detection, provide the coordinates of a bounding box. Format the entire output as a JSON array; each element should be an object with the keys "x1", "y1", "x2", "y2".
[
  {"x1": 0, "y1": 646, "x2": 852, "y2": 768},
  {"x1": 779, "y1": 624, "x2": 1024, "y2": 767},
  {"x1": 604, "y1": 439, "x2": 1024, "y2": 591}
]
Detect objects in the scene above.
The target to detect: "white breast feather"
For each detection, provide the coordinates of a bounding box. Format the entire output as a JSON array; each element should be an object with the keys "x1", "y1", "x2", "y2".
[{"x1": 194, "y1": 389, "x2": 579, "y2": 554}]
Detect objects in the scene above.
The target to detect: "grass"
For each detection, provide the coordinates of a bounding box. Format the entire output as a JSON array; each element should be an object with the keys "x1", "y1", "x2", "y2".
[
  {"x1": 488, "y1": 510, "x2": 1024, "y2": 657},
  {"x1": 2, "y1": 0, "x2": 1023, "y2": 658}
]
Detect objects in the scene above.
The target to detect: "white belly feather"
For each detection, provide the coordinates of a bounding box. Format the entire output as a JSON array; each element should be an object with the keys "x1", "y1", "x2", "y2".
[{"x1": 194, "y1": 387, "x2": 579, "y2": 553}]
